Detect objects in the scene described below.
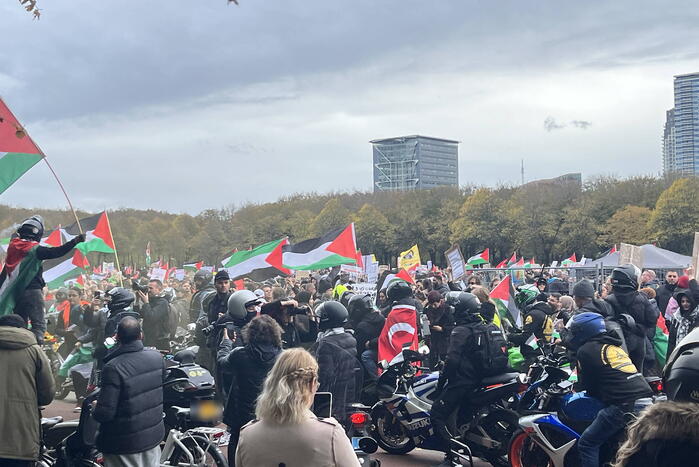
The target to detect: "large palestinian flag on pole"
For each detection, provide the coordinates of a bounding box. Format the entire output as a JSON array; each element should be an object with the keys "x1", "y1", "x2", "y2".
[
  {"x1": 72, "y1": 212, "x2": 116, "y2": 255},
  {"x1": 222, "y1": 238, "x2": 290, "y2": 281},
  {"x1": 0, "y1": 98, "x2": 44, "y2": 195},
  {"x1": 281, "y1": 224, "x2": 358, "y2": 270},
  {"x1": 491, "y1": 275, "x2": 522, "y2": 327}
]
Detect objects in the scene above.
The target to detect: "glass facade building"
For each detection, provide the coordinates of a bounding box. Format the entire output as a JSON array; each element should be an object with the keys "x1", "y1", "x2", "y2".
[
  {"x1": 665, "y1": 73, "x2": 699, "y2": 175},
  {"x1": 371, "y1": 135, "x2": 459, "y2": 192}
]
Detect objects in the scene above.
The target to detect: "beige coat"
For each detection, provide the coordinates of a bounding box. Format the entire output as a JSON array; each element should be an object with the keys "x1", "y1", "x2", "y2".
[
  {"x1": 0, "y1": 326, "x2": 55, "y2": 460},
  {"x1": 235, "y1": 412, "x2": 361, "y2": 467}
]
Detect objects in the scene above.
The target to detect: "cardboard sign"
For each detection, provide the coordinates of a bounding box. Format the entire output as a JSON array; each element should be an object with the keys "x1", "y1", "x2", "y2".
[
  {"x1": 445, "y1": 245, "x2": 467, "y2": 281},
  {"x1": 619, "y1": 243, "x2": 643, "y2": 268},
  {"x1": 102, "y1": 262, "x2": 115, "y2": 273}
]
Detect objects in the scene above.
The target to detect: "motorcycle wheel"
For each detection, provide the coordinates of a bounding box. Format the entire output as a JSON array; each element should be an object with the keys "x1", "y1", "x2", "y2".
[
  {"x1": 370, "y1": 406, "x2": 416, "y2": 455},
  {"x1": 168, "y1": 435, "x2": 227, "y2": 467},
  {"x1": 479, "y1": 409, "x2": 520, "y2": 467},
  {"x1": 55, "y1": 380, "x2": 71, "y2": 400},
  {"x1": 508, "y1": 428, "x2": 554, "y2": 467}
]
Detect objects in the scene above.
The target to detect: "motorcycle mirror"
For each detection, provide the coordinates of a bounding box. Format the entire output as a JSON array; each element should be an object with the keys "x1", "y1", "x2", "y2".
[{"x1": 418, "y1": 345, "x2": 430, "y2": 356}]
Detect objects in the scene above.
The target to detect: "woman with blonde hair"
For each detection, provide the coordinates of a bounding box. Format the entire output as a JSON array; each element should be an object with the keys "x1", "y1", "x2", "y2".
[{"x1": 235, "y1": 348, "x2": 359, "y2": 467}]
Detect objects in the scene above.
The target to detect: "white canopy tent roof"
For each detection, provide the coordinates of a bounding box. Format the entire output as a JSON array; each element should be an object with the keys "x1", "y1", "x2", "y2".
[{"x1": 588, "y1": 244, "x2": 692, "y2": 269}]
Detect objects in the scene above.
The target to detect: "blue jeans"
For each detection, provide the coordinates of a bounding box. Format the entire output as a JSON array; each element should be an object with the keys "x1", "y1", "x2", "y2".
[
  {"x1": 361, "y1": 349, "x2": 379, "y2": 381},
  {"x1": 578, "y1": 404, "x2": 627, "y2": 467}
]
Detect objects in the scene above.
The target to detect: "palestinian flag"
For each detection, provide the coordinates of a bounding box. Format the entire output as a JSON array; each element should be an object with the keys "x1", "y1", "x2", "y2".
[
  {"x1": 145, "y1": 241, "x2": 151, "y2": 266},
  {"x1": 376, "y1": 268, "x2": 415, "y2": 292},
  {"x1": 0, "y1": 238, "x2": 42, "y2": 316},
  {"x1": 506, "y1": 252, "x2": 517, "y2": 266},
  {"x1": 222, "y1": 238, "x2": 290, "y2": 281},
  {"x1": 281, "y1": 224, "x2": 357, "y2": 271},
  {"x1": 184, "y1": 261, "x2": 203, "y2": 272},
  {"x1": 0, "y1": 237, "x2": 9, "y2": 252},
  {"x1": 0, "y1": 98, "x2": 44, "y2": 195},
  {"x1": 654, "y1": 313, "x2": 670, "y2": 367},
  {"x1": 494, "y1": 258, "x2": 508, "y2": 269},
  {"x1": 467, "y1": 248, "x2": 489, "y2": 266},
  {"x1": 561, "y1": 253, "x2": 577, "y2": 266},
  {"x1": 525, "y1": 334, "x2": 539, "y2": 349},
  {"x1": 491, "y1": 275, "x2": 522, "y2": 327},
  {"x1": 72, "y1": 212, "x2": 115, "y2": 255},
  {"x1": 43, "y1": 250, "x2": 89, "y2": 290}
]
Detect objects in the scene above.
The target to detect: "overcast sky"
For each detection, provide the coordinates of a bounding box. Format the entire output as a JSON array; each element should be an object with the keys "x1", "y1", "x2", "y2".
[{"x1": 1, "y1": 1, "x2": 697, "y2": 214}]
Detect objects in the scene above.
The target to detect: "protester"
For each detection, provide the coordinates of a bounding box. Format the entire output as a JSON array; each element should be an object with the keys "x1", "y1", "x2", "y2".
[
  {"x1": 136, "y1": 279, "x2": 171, "y2": 350},
  {"x1": 470, "y1": 286, "x2": 499, "y2": 327},
  {"x1": 93, "y1": 317, "x2": 165, "y2": 467},
  {"x1": 558, "y1": 295, "x2": 576, "y2": 323},
  {"x1": 640, "y1": 269, "x2": 660, "y2": 289},
  {"x1": 605, "y1": 265, "x2": 660, "y2": 373},
  {"x1": 346, "y1": 294, "x2": 385, "y2": 380},
  {"x1": 425, "y1": 290, "x2": 455, "y2": 366},
  {"x1": 667, "y1": 288, "x2": 699, "y2": 355},
  {"x1": 217, "y1": 315, "x2": 282, "y2": 464},
  {"x1": 565, "y1": 312, "x2": 652, "y2": 467},
  {"x1": 0, "y1": 314, "x2": 54, "y2": 466},
  {"x1": 509, "y1": 284, "x2": 554, "y2": 363},
  {"x1": 0, "y1": 215, "x2": 85, "y2": 344},
  {"x1": 377, "y1": 280, "x2": 420, "y2": 364},
  {"x1": 235, "y1": 348, "x2": 359, "y2": 467},
  {"x1": 261, "y1": 295, "x2": 306, "y2": 348},
  {"x1": 655, "y1": 270, "x2": 679, "y2": 317}
]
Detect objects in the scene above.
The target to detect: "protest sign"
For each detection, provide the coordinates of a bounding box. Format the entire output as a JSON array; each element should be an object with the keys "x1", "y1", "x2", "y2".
[
  {"x1": 692, "y1": 232, "x2": 699, "y2": 276},
  {"x1": 445, "y1": 245, "x2": 467, "y2": 281},
  {"x1": 619, "y1": 243, "x2": 643, "y2": 269},
  {"x1": 102, "y1": 262, "x2": 115, "y2": 273}
]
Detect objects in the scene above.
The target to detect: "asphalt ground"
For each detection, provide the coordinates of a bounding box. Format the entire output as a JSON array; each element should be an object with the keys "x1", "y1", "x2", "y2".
[{"x1": 43, "y1": 395, "x2": 490, "y2": 467}]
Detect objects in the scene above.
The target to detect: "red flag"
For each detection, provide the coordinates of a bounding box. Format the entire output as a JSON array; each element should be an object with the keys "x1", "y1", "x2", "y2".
[
  {"x1": 495, "y1": 258, "x2": 508, "y2": 269},
  {"x1": 378, "y1": 303, "x2": 419, "y2": 367},
  {"x1": 76, "y1": 274, "x2": 85, "y2": 287},
  {"x1": 610, "y1": 245, "x2": 618, "y2": 254},
  {"x1": 355, "y1": 249, "x2": 364, "y2": 269},
  {"x1": 234, "y1": 279, "x2": 245, "y2": 290},
  {"x1": 195, "y1": 261, "x2": 203, "y2": 270},
  {"x1": 93, "y1": 265, "x2": 102, "y2": 274},
  {"x1": 507, "y1": 252, "x2": 517, "y2": 265},
  {"x1": 396, "y1": 268, "x2": 415, "y2": 284}
]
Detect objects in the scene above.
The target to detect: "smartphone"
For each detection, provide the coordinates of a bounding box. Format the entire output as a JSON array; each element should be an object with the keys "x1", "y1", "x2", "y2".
[{"x1": 312, "y1": 392, "x2": 332, "y2": 418}]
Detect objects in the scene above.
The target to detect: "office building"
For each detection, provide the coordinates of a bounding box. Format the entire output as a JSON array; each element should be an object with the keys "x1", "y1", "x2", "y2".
[
  {"x1": 664, "y1": 73, "x2": 699, "y2": 175},
  {"x1": 370, "y1": 135, "x2": 459, "y2": 192}
]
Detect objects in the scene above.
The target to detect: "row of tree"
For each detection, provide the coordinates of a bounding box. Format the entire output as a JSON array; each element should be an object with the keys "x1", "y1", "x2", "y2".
[{"x1": 1, "y1": 175, "x2": 697, "y2": 268}]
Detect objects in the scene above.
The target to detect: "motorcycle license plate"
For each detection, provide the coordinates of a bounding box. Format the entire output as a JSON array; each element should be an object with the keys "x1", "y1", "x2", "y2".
[
  {"x1": 351, "y1": 437, "x2": 361, "y2": 450},
  {"x1": 191, "y1": 400, "x2": 223, "y2": 422}
]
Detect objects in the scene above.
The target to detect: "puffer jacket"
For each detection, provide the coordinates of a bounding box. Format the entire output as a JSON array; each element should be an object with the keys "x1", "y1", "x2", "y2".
[
  {"x1": 0, "y1": 326, "x2": 54, "y2": 460},
  {"x1": 312, "y1": 330, "x2": 360, "y2": 423},
  {"x1": 93, "y1": 340, "x2": 165, "y2": 454}
]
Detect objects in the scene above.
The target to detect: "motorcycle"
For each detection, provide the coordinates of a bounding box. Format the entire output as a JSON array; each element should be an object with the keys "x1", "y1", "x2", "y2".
[
  {"x1": 368, "y1": 347, "x2": 522, "y2": 467},
  {"x1": 508, "y1": 366, "x2": 658, "y2": 467}
]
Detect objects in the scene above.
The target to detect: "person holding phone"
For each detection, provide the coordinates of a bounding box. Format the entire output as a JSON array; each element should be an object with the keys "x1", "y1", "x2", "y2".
[{"x1": 235, "y1": 348, "x2": 359, "y2": 467}]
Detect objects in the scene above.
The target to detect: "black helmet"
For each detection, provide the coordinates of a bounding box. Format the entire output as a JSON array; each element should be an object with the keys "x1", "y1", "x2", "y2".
[
  {"x1": 347, "y1": 294, "x2": 373, "y2": 317},
  {"x1": 340, "y1": 290, "x2": 355, "y2": 308},
  {"x1": 193, "y1": 269, "x2": 211, "y2": 288},
  {"x1": 663, "y1": 327, "x2": 699, "y2": 402},
  {"x1": 17, "y1": 215, "x2": 44, "y2": 241},
  {"x1": 611, "y1": 264, "x2": 640, "y2": 291},
  {"x1": 173, "y1": 349, "x2": 196, "y2": 365},
  {"x1": 315, "y1": 301, "x2": 349, "y2": 331},
  {"x1": 106, "y1": 287, "x2": 135, "y2": 311},
  {"x1": 445, "y1": 291, "x2": 480, "y2": 315},
  {"x1": 387, "y1": 280, "x2": 412, "y2": 301}
]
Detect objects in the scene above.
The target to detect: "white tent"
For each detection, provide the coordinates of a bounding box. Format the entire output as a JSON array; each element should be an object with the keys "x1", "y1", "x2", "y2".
[{"x1": 589, "y1": 244, "x2": 692, "y2": 269}]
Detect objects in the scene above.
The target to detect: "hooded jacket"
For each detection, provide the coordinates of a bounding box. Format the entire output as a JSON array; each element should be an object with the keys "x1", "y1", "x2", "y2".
[
  {"x1": 576, "y1": 332, "x2": 652, "y2": 406},
  {"x1": 348, "y1": 309, "x2": 386, "y2": 355},
  {"x1": 312, "y1": 330, "x2": 359, "y2": 423},
  {"x1": 0, "y1": 326, "x2": 55, "y2": 460},
  {"x1": 218, "y1": 338, "x2": 281, "y2": 429},
  {"x1": 668, "y1": 290, "x2": 699, "y2": 355}
]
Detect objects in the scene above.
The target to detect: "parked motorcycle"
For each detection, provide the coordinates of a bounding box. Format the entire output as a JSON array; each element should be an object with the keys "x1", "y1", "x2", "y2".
[{"x1": 368, "y1": 347, "x2": 522, "y2": 467}]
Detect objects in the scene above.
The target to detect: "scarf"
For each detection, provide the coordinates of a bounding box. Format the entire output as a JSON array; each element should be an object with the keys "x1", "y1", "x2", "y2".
[{"x1": 676, "y1": 307, "x2": 699, "y2": 344}]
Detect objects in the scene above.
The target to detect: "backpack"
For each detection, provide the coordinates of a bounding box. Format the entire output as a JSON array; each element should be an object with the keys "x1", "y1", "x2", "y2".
[{"x1": 473, "y1": 323, "x2": 510, "y2": 376}]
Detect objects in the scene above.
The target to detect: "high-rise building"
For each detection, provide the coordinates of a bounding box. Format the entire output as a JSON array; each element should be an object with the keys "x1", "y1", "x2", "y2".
[
  {"x1": 664, "y1": 73, "x2": 699, "y2": 175},
  {"x1": 663, "y1": 109, "x2": 676, "y2": 175},
  {"x1": 370, "y1": 135, "x2": 459, "y2": 192}
]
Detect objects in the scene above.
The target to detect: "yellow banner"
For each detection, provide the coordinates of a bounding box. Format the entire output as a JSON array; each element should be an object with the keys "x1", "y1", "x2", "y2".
[{"x1": 398, "y1": 244, "x2": 421, "y2": 271}]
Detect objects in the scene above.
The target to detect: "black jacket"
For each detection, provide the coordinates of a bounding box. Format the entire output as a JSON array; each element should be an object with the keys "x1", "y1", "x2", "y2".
[
  {"x1": 312, "y1": 331, "x2": 359, "y2": 422},
  {"x1": 441, "y1": 313, "x2": 488, "y2": 389},
  {"x1": 140, "y1": 295, "x2": 171, "y2": 347},
  {"x1": 576, "y1": 333, "x2": 652, "y2": 406},
  {"x1": 655, "y1": 283, "x2": 677, "y2": 317},
  {"x1": 605, "y1": 291, "x2": 659, "y2": 339},
  {"x1": 26, "y1": 237, "x2": 82, "y2": 289},
  {"x1": 218, "y1": 338, "x2": 281, "y2": 429},
  {"x1": 425, "y1": 303, "x2": 455, "y2": 357},
  {"x1": 579, "y1": 298, "x2": 613, "y2": 317},
  {"x1": 509, "y1": 302, "x2": 553, "y2": 357},
  {"x1": 93, "y1": 341, "x2": 165, "y2": 454},
  {"x1": 348, "y1": 311, "x2": 385, "y2": 355}
]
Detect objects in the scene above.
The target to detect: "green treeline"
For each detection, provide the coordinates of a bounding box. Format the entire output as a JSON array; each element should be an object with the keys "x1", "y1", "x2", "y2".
[{"x1": 1, "y1": 175, "x2": 697, "y2": 268}]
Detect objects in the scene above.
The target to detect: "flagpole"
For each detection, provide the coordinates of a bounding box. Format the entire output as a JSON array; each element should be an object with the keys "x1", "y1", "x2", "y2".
[
  {"x1": 103, "y1": 211, "x2": 124, "y2": 287},
  {"x1": 42, "y1": 158, "x2": 83, "y2": 233}
]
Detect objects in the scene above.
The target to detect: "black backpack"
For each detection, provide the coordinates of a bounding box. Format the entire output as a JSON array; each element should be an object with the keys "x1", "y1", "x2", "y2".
[{"x1": 473, "y1": 323, "x2": 510, "y2": 376}]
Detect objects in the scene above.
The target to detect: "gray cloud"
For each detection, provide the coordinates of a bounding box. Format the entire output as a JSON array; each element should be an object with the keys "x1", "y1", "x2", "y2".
[{"x1": 0, "y1": 0, "x2": 696, "y2": 213}]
